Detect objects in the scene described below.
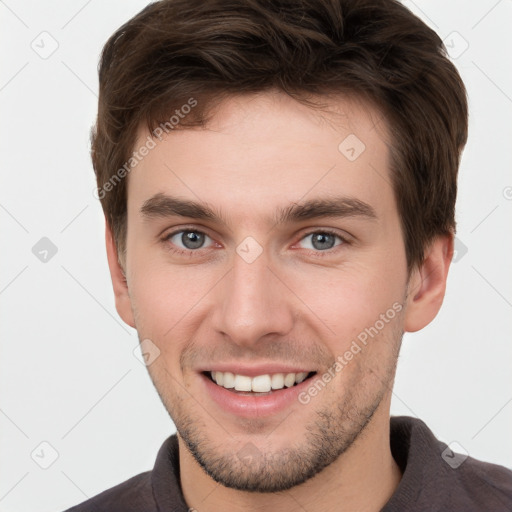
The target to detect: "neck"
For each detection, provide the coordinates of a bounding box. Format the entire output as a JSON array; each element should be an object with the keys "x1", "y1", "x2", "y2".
[{"x1": 179, "y1": 396, "x2": 401, "y2": 512}]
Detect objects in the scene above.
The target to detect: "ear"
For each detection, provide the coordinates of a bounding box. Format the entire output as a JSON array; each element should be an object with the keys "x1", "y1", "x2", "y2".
[
  {"x1": 403, "y1": 234, "x2": 454, "y2": 333},
  {"x1": 105, "y1": 221, "x2": 136, "y2": 328}
]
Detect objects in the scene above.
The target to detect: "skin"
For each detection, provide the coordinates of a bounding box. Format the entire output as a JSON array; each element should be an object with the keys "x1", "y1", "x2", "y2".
[{"x1": 106, "y1": 90, "x2": 453, "y2": 512}]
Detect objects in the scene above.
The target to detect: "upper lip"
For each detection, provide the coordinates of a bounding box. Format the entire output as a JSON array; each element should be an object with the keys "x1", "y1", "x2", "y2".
[{"x1": 200, "y1": 364, "x2": 316, "y2": 377}]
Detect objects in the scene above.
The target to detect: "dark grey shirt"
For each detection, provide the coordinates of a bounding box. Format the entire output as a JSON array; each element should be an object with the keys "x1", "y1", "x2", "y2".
[{"x1": 65, "y1": 416, "x2": 512, "y2": 511}]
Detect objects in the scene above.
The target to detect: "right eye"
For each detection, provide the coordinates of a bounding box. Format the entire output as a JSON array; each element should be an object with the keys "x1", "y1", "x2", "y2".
[{"x1": 163, "y1": 229, "x2": 215, "y2": 254}]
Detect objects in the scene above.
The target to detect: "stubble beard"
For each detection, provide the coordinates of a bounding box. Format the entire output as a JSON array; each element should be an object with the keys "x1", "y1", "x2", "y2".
[{"x1": 149, "y1": 331, "x2": 402, "y2": 493}]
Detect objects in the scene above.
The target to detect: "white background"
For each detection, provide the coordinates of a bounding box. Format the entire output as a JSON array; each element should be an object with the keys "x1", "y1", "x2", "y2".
[{"x1": 1, "y1": 1, "x2": 511, "y2": 511}]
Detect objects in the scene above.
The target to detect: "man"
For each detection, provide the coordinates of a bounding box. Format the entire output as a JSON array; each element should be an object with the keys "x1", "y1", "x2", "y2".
[{"x1": 66, "y1": 0, "x2": 512, "y2": 510}]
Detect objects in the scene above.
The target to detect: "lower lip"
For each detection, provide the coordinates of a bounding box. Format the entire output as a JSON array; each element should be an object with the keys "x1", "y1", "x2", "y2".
[{"x1": 201, "y1": 373, "x2": 314, "y2": 418}]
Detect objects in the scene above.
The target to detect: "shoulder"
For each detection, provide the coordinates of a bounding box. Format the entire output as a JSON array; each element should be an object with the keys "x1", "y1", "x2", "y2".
[
  {"x1": 63, "y1": 471, "x2": 156, "y2": 512},
  {"x1": 386, "y1": 416, "x2": 512, "y2": 511},
  {"x1": 62, "y1": 434, "x2": 187, "y2": 512},
  {"x1": 451, "y1": 455, "x2": 512, "y2": 509}
]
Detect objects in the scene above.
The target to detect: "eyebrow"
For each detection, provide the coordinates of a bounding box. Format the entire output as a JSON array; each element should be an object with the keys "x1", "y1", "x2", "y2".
[{"x1": 140, "y1": 192, "x2": 377, "y2": 226}]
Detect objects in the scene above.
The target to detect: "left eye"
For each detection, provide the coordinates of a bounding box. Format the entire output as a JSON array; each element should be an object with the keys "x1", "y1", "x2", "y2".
[
  {"x1": 167, "y1": 230, "x2": 214, "y2": 250},
  {"x1": 298, "y1": 232, "x2": 344, "y2": 251}
]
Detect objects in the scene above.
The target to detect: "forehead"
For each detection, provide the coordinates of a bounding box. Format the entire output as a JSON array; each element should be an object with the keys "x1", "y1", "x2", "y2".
[{"x1": 127, "y1": 91, "x2": 393, "y2": 225}]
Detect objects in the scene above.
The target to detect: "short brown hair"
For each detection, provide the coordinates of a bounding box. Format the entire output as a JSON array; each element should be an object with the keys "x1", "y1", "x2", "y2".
[{"x1": 91, "y1": 0, "x2": 468, "y2": 271}]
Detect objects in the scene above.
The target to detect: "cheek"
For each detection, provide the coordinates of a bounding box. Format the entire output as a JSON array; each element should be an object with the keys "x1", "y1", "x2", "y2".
[
  {"x1": 128, "y1": 256, "x2": 216, "y2": 349},
  {"x1": 289, "y1": 260, "x2": 405, "y2": 339}
]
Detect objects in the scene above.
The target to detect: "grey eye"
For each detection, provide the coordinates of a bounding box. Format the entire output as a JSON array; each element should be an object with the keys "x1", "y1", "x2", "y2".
[
  {"x1": 170, "y1": 230, "x2": 211, "y2": 250},
  {"x1": 299, "y1": 232, "x2": 343, "y2": 251}
]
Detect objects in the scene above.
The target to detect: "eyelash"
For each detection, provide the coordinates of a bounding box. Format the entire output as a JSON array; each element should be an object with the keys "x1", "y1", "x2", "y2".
[{"x1": 161, "y1": 228, "x2": 350, "y2": 258}]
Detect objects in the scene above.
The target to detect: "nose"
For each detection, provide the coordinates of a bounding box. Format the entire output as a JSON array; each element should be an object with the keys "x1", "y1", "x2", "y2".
[{"x1": 211, "y1": 248, "x2": 295, "y2": 348}]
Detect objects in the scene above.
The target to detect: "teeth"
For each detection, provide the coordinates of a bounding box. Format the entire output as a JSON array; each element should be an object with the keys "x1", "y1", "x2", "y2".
[
  {"x1": 284, "y1": 373, "x2": 295, "y2": 387},
  {"x1": 222, "y1": 371, "x2": 235, "y2": 389},
  {"x1": 214, "y1": 371, "x2": 223, "y2": 386},
  {"x1": 271, "y1": 373, "x2": 284, "y2": 389},
  {"x1": 252, "y1": 374, "x2": 271, "y2": 392},
  {"x1": 210, "y1": 371, "x2": 311, "y2": 392},
  {"x1": 295, "y1": 372, "x2": 308, "y2": 384},
  {"x1": 234, "y1": 374, "x2": 252, "y2": 392}
]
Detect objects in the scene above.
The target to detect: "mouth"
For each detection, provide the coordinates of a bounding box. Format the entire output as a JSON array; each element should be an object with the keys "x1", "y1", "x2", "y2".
[{"x1": 203, "y1": 370, "x2": 318, "y2": 396}]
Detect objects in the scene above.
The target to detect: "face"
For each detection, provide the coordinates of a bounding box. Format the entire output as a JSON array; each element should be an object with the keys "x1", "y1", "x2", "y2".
[{"x1": 120, "y1": 91, "x2": 411, "y2": 492}]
